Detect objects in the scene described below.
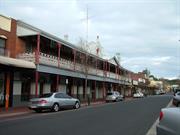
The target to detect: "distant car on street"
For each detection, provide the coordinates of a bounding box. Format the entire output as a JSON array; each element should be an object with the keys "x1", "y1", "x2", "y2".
[
  {"x1": 106, "y1": 91, "x2": 124, "y2": 102},
  {"x1": 28, "y1": 92, "x2": 80, "y2": 112},
  {"x1": 156, "y1": 107, "x2": 180, "y2": 135},
  {"x1": 133, "y1": 91, "x2": 144, "y2": 98},
  {"x1": 173, "y1": 91, "x2": 180, "y2": 107},
  {"x1": 155, "y1": 90, "x2": 166, "y2": 95},
  {"x1": 155, "y1": 90, "x2": 161, "y2": 95},
  {"x1": 159, "y1": 90, "x2": 166, "y2": 95}
]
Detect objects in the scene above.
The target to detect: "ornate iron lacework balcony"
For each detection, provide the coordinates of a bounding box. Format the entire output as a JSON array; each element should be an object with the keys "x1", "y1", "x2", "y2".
[{"x1": 17, "y1": 52, "x2": 132, "y2": 83}]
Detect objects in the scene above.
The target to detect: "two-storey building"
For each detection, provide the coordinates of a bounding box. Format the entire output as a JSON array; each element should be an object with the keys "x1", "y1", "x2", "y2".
[{"x1": 0, "y1": 14, "x2": 132, "y2": 109}]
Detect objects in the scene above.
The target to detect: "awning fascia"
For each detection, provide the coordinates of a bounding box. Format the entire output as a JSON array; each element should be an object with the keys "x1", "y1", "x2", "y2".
[{"x1": 0, "y1": 56, "x2": 36, "y2": 69}]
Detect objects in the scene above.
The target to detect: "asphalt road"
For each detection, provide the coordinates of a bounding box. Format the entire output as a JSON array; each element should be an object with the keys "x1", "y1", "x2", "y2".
[{"x1": 0, "y1": 95, "x2": 172, "y2": 135}]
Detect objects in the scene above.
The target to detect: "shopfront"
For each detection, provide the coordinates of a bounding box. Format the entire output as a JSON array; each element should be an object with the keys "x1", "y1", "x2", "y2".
[{"x1": 0, "y1": 72, "x2": 5, "y2": 107}]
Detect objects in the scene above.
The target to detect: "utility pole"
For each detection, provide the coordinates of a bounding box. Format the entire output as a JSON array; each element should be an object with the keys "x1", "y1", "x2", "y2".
[
  {"x1": 86, "y1": 5, "x2": 89, "y2": 47},
  {"x1": 116, "y1": 52, "x2": 121, "y2": 65},
  {"x1": 85, "y1": 5, "x2": 89, "y2": 105}
]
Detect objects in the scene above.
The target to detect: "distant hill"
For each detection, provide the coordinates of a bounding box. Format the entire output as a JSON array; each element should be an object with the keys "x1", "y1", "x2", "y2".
[{"x1": 167, "y1": 79, "x2": 180, "y2": 85}]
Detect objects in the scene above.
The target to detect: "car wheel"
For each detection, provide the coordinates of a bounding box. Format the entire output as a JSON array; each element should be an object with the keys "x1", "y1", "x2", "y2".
[
  {"x1": 52, "y1": 103, "x2": 60, "y2": 112},
  {"x1": 115, "y1": 98, "x2": 119, "y2": 102},
  {"x1": 177, "y1": 103, "x2": 180, "y2": 107},
  {"x1": 74, "y1": 102, "x2": 80, "y2": 109}
]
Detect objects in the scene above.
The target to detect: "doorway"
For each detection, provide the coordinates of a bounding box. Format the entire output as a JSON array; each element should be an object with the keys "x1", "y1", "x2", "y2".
[{"x1": 0, "y1": 72, "x2": 5, "y2": 107}]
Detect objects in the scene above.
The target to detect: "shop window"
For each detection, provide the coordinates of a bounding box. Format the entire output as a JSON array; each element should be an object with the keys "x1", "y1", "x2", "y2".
[{"x1": 0, "y1": 38, "x2": 5, "y2": 56}]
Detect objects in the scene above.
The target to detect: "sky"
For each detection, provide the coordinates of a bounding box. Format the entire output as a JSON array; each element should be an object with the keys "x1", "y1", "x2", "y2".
[{"x1": 0, "y1": 0, "x2": 180, "y2": 79}]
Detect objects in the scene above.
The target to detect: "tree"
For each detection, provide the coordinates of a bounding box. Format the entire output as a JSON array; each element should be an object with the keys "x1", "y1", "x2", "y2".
[
  {"x1": 149, "y1": 75, "x2": 159, "y2": 81},
  {"x1": 77, "y1": 37, "x2": 93, "y2": 103},
  {"x1": 142, "y1": 68, "x2": 151, "y2": 77}
]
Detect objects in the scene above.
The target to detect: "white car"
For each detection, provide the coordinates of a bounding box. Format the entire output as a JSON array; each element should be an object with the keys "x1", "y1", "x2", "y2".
[
  {"x1": 155, "y1": 90, "x2": 161, "y2": 95},
  {"x1": 133, "y1": 91, "x2": 144, "y2": 98},
  {"x1": 106, "y1": 91, "x2": 124, "y2": 102}
]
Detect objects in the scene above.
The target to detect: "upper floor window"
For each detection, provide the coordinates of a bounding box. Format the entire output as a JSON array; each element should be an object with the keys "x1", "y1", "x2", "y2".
[{"x1": 0, "y1": 38, "x2": 5, "y2": 56}]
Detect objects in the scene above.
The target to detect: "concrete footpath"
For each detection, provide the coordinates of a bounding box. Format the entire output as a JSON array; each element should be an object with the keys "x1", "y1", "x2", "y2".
[
  {"x1": 0, "y1": 107, "x2": 32, "y2": 119},
  {"x1": 0, "y1": 97, "x2": 133, "y2": 119},
  {"x1": 0, "y1": 101, "x2": 105, "y2": 119},
  {"x1": 0, "y1": 97, "x2": 136, "y2": 120}
]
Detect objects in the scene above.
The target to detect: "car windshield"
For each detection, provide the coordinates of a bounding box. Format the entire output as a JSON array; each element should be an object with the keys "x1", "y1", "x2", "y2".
[{"x1": 39, "y1": 93, "x2": 53, "y2": 98}]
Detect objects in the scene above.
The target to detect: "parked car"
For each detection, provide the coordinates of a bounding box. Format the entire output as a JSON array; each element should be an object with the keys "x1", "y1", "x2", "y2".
[
  {"x1": 173, "y1": 88, "x2": 180, "y2": 95},
  {"x1": 155, "y1": 89, "x2": 165, "y2": 95},
  {"x1": 133, "y1": 91, "x2": 144, "y2": 98},
  {"x1": 159, "y1": 89, "x2": 166, "y2": 95},
  {"x1": 106, "y1": 91, "x2": 124, "y2": 102},
  {"x1": 155, "y1": 90, "x2": 161, "y2": 95},
  {"x1": 156, "y1": 107, "x2": 180, "y2": 135},
  {"x1": 155, "y1": 90, "x2": 160, "y2": 95},
  {"x1": 173, "y1": 91, "x2": 180, "y2": 107},
  {"x1": 28, "y1": 92, "x2": 81, "y2": 112}
]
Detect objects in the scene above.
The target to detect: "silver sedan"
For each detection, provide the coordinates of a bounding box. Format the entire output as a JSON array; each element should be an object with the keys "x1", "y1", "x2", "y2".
[
  {"x1": 106, "y1": 91, "x2": 124, "y2": 102},
  {"x1": 156, "y1": 107, "x2": 180, "y2": 135},
  {"x1": 28, "y1": 92, "x2": 81, "y2": 112}
]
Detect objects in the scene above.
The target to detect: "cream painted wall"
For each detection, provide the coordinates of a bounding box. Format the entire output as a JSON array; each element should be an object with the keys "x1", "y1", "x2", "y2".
[
  {"x1": 43, "y1": 84, "x2": 50, "y2": 93},
  {"x1": 13, "y1": 81, "x2": 22, "y2": 95},
  {"x1": 98, "y1": 88, "x2": 103, "y2": 99},
  {"x1": 58, "y1": 84, "x2": 66, "y2": 93},
  {"x1": 30, "y1": 83, "x2": 39, "y2": 95},
  {"x1": 78, "y1": 86, "x2": 83, "y2": 94},
  {"x1": 0, "y1": 15, "x2": 11, "y2": 32},
  {"x1": 72, "y1": 86, "x2": 77, "y2": 94},
  {"x1": 87, "y1": 86, "x2": 90, "y2": 94}
]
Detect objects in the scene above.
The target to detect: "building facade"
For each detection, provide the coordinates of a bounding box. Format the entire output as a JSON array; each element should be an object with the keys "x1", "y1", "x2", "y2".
[{"x1": 0, "y1": 14, "x2": 134, "y2": 109}]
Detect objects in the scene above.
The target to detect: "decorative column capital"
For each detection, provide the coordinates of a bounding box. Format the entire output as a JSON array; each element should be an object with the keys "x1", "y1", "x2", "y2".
[{"x1": 57, "y1": 43, "x2": 61, "y2": 48}]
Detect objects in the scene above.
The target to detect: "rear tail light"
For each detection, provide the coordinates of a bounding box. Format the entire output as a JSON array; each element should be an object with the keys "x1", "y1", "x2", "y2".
[
  {"x1": 39, "y1": 100, "x2": 47, "y2": 104},
  {"x1": 159, "y1": 111, "x2": 164, "y2": 121}
]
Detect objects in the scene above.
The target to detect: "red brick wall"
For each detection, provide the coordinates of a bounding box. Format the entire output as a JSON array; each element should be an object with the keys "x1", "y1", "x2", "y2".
[
  {"x1": 0, "y1": 18, "x2": 26, "y2": 57},
  {"x1": 0, "y1": 18, "x2": 17, "y2": 58},
  {"x1": 16, "y1": 37, "x2": 26, "y2": 55}
]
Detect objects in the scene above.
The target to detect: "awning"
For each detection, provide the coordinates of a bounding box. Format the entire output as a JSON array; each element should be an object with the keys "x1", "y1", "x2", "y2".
[{"x1": 0, "y1": 56, "x2": 36, "y2": 69}]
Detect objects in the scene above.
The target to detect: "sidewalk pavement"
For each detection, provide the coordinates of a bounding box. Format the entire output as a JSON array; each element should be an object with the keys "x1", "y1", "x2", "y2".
[
  {"x1": 0, "y1": 97, "x2": 133, "y2": 119},
  {"x1": 0, "y1": 107, "x2": 32, "y2": 119},
  {"x1": 0, "y1": 101, "x2": 105, "y2": 119}
]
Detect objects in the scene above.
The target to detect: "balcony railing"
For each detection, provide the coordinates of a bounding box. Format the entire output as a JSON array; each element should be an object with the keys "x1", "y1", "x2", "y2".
[
  {"x1": 17, "y1": 52, "x2": 132, "y2": 83},
  {"x1": 17, "y1": 52, "x2": 35, "y2": 62}
]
